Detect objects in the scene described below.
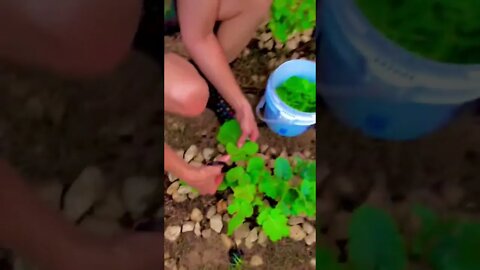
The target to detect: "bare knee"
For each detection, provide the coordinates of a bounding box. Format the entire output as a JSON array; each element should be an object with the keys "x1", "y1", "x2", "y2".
[
  {"x1": 172, "y1": 78, "x2": 209, "y2": 117},
  {"x1": 165, "y1": 53, "x2": 209, "y2": 117}
]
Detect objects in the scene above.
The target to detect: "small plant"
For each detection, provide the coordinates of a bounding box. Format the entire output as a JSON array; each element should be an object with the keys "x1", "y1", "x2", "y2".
[
  {"x1": 216, "y1": 120, "x2": 316, "y2": 242},
  {"x1": 269, "y1": 0, "x2": 316, "y2": 43},
  {"x1": 276, "y1": 76, "x2": 316, "y2": 113}
]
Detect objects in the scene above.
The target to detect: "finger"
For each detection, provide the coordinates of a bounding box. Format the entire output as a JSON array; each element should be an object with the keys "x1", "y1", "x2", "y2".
[
  {"x1": 237, "y1": 131, "x2": 249, "y2": 148},
  {"x1": 217, "y1": 155, "x2": 230, "y2": 163},
  {"x1": 251, "y1": 125, "x2": 260, "y2": 142}
]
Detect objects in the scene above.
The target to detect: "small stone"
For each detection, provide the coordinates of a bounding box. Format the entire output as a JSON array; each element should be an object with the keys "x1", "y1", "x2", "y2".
[
  {"x1": 206, "y1": 206, "x2": 216, "y2": 219},
  {"x1": 288, "y1": 216, "x2": 304, "y2": 226},
  {"x1": 267, "y1": 159, "x2": 275, "y2": 169},
  {"x1": 193, "y1": 153, "x2": 204, "y2": 163},
  {"x1": 234, "y1": 223, "x2": 250, "y2": 241},
  {"x1": 216, "y1": 200, "x2": 227, "y2": 214},
  {"x1": 245, "y1": 227, "x2": 259, "y2": 249},
  {"x1": 290, "y1": 225, "x2": 306, "y2": 241},
  {"x1": 164, "y1": 251, "x2": 170, "y2": 259},
  {"x1": 122, "y1": 176, "x2": 159, "y2": 218},
  {"x1": 63, "y1": 166, "x2": 107, "y2": 222},
  {"x1": 250, "y1": 255, "x2": 264, "y2": 267},
  {"x1": 303, "y1": 150, "x2": 312, "y2": 158},
  {"x1": 188, "y1": 192, "x2": 199, "y2": 200},
  {"x1": 167, "y1": 173, "x2": 178, "y2": 182},
  {"x1": 303, "y1": 222, "x2": 315, "y2": 235},
  {"x1": 165, "y1": 258, "x2": 177, "y2": 269},
  {"x1": 172, "y1": 193, "x2": 187, "y2": 203},
  {"x1": 178, "y1": 265, "x2": 187, "y2": 270},
  {"x1": 165, "y1": 226, "x2": 181, "y2": 242},
  {"x1": 269, "y1": 147, "x2": 278, "y2": 156},
  {"x1": 258, "y1": 230, "x2": 268, "y2": 247},
  {"x1": 265, "y1": 39, "x2": 274, "y2": 50},
  {"x1": 210, "y1": 214, "x2": 223, "y2": 233},
  {"x1": 202, "y1": 229, "x2": 212, "y2": 238},
  {"x1": 279, "y1": 148, "x2": 288, "y2": 158},
  {"x1": 182, "y1": 222, "x2": 195, "y2": 232},
  {"x1": 305, "y1": 231, "x2": 316, "y2": 246},
  {"x1": 194, "y1": 222, "x2": 201, "y2": 237},
  {"x1": 202, "y1": 148, "x2": 215, "y2": 161},
  {"x1": 235, "y1": 238, "x2": 242, "y2": 247},
  {"x1": 184, "y1": 145, "x2": 198, "y2": 163},
  {"x1": 223, "y1": 213, "x2": 230, "y2": 222},
  {"x1": 217, "y1": 144, "x2": 225, "y2": 153},
  {"x1": 189, "y1": 161, "x2": 202, "y2": 168},
  {"x1": 190, "y1": 208, "x2": 203, "y2": 222},
  {"x1": 220, "y1": 234, "x2": 233, "y2": 250},
  {"x1": 310, "y1": 258, "x2": 316, "y2": 268},
  {"x1": 94, "y1": 189, "x2": 126, "y2": 220},
  {"x1": 177, "y1": 186, "x2": 192, "y2": 195},
  {"x1": 167, "y1": 181, "x2": 180, "y2": 195}
]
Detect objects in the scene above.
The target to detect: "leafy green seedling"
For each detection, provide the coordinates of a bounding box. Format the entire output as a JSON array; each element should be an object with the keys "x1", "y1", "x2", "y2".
[
  {"x1": 348, "y1": 205, "x2": 408, "y2": 270},
  {"x1": 269, "y1": 0, "x2": 316, "y2": 43},
  {"x1": 257, "y1": 207, "x2": 290, "y2": 242},
  {"x1": 276, "y1": 76, "x2": 316, "y2": 113}
]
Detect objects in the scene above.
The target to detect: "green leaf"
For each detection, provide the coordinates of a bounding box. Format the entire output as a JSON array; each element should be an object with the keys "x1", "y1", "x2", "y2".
[
  {"x1": 300, "y1": 179, "x2": 316, "y2": 202},
  {"x1": 259, "y1": 175, "x2": 288, "y2": 200},
  {"x1": 225, "y1": 167, "x2": 245, "y2": 186},
  {"x1": 274, "y1": 157, "x2": 293, "y2": 181},
  {"x1": 243, "y1": 141, "x2": 259, "y2": 155},
  {"x1": 228, "y1": 213, "x2": 246, "y2": 235},
  {"x1": 257, "y1": 207, "x2": 290, "y2": 242},
  {"x1": 348, "y1": 206, "x2": 408, "y2": 270},
  {"x1": 216, "y1": 120, "x2": 241, "y2": 146},
  {"x1": 317, "y1": 248, "x2": 343, "y2": 270},
  {"x1": 227, "y1": 198, "x2": 254, "y2": 217},
  {"x1": 217, "y1": 181, "x2": 228, "y2": 191},
  {"x1": 233, "y1": 184, "x2": 256, "y2": 202},
  {"x1": 247, "y1": 157, "x2": 265, "y2": 173},
  {"x1": 282, "y1": 188, "x2": 299, "y2": 205}
]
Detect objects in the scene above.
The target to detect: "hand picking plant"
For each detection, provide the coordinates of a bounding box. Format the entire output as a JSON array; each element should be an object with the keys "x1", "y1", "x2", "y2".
[
  {"x1": 276, "y1": 76, "x2": 316, "y2": 113},
  {"x1": 216, "y1": 120, "x2": 316, "y2": 242},
  {"x1": 269, "y1": 0, "x2": 316, "y2": 43}
]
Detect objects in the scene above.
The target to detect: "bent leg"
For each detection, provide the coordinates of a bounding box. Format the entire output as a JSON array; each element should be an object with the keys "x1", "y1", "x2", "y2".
[
  {"x1": 164, "y1": 53, "x2": 209, "y2": 117},
  {"x1": 216, "y1": 0, "x2": 273, "y2": 62},
  {"x1": 0, "y1": 0, "x2": 142, "y2": 77}
]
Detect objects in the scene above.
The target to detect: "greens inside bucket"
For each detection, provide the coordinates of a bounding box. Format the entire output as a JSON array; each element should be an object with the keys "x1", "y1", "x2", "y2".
[
  {"x1": 276, "y1": 76, "x2": 316, "y2": 113},
  {"x1": 356, "y1": 0, "x2": 480, "y2": 64}
]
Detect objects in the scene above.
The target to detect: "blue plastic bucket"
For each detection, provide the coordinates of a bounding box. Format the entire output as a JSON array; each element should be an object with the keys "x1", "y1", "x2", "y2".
[
  {"x1": 318, "y1": 0, "x2": 480, "y2": 140},
  {"x1": 256, "y1": 59, "x2": 316, "y2": 137}
]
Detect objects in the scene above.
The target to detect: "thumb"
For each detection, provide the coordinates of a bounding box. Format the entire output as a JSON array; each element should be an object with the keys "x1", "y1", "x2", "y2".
[{"x1": 237, "y1": 132, "x2": 248, "y2": 148}]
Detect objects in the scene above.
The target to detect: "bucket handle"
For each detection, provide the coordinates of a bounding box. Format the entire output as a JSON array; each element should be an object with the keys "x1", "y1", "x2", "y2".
[{"x1": 256, "y1": 95, "x2": 302, "y2": 125}]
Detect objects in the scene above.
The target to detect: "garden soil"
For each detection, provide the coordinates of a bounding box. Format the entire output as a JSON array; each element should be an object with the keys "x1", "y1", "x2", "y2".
[{"x1": 0, "y1": 29, "x2": 478, "y2": 269}]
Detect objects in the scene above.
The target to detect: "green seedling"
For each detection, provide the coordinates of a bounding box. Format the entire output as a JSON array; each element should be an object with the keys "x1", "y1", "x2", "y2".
[
  {"x1": 269, "y1": 0, "x2": 316, "y2": 42},
  {"x1": 276, "y1": 76, "x2": 316, "y2": 113},
  {"x1": 216, "y1": 120, "x2": 316, "y2": 242}
]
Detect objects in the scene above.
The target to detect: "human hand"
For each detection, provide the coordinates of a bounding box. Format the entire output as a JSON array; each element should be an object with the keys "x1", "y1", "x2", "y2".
[
  {"x1": 235, "y1": 101, "x2": 260, "y2": 147},
  {"x1": 183, "y1": 155, "x2": 230, "y2": 195}
]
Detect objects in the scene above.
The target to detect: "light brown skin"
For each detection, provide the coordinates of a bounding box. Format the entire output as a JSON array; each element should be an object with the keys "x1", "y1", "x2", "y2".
[{"x1": 0, "y1": 0, "x2": 271, "y2": 269}]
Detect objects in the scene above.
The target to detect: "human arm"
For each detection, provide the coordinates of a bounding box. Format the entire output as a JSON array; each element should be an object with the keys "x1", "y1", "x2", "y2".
[{"x1": 176, "y1": 0, "x2": 259, "y2": 145}]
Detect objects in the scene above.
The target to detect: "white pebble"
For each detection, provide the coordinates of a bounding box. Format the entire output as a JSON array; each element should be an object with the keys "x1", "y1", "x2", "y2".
[{"x1": 165, "y1": 226, "x2": 181, "y2": 242}]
